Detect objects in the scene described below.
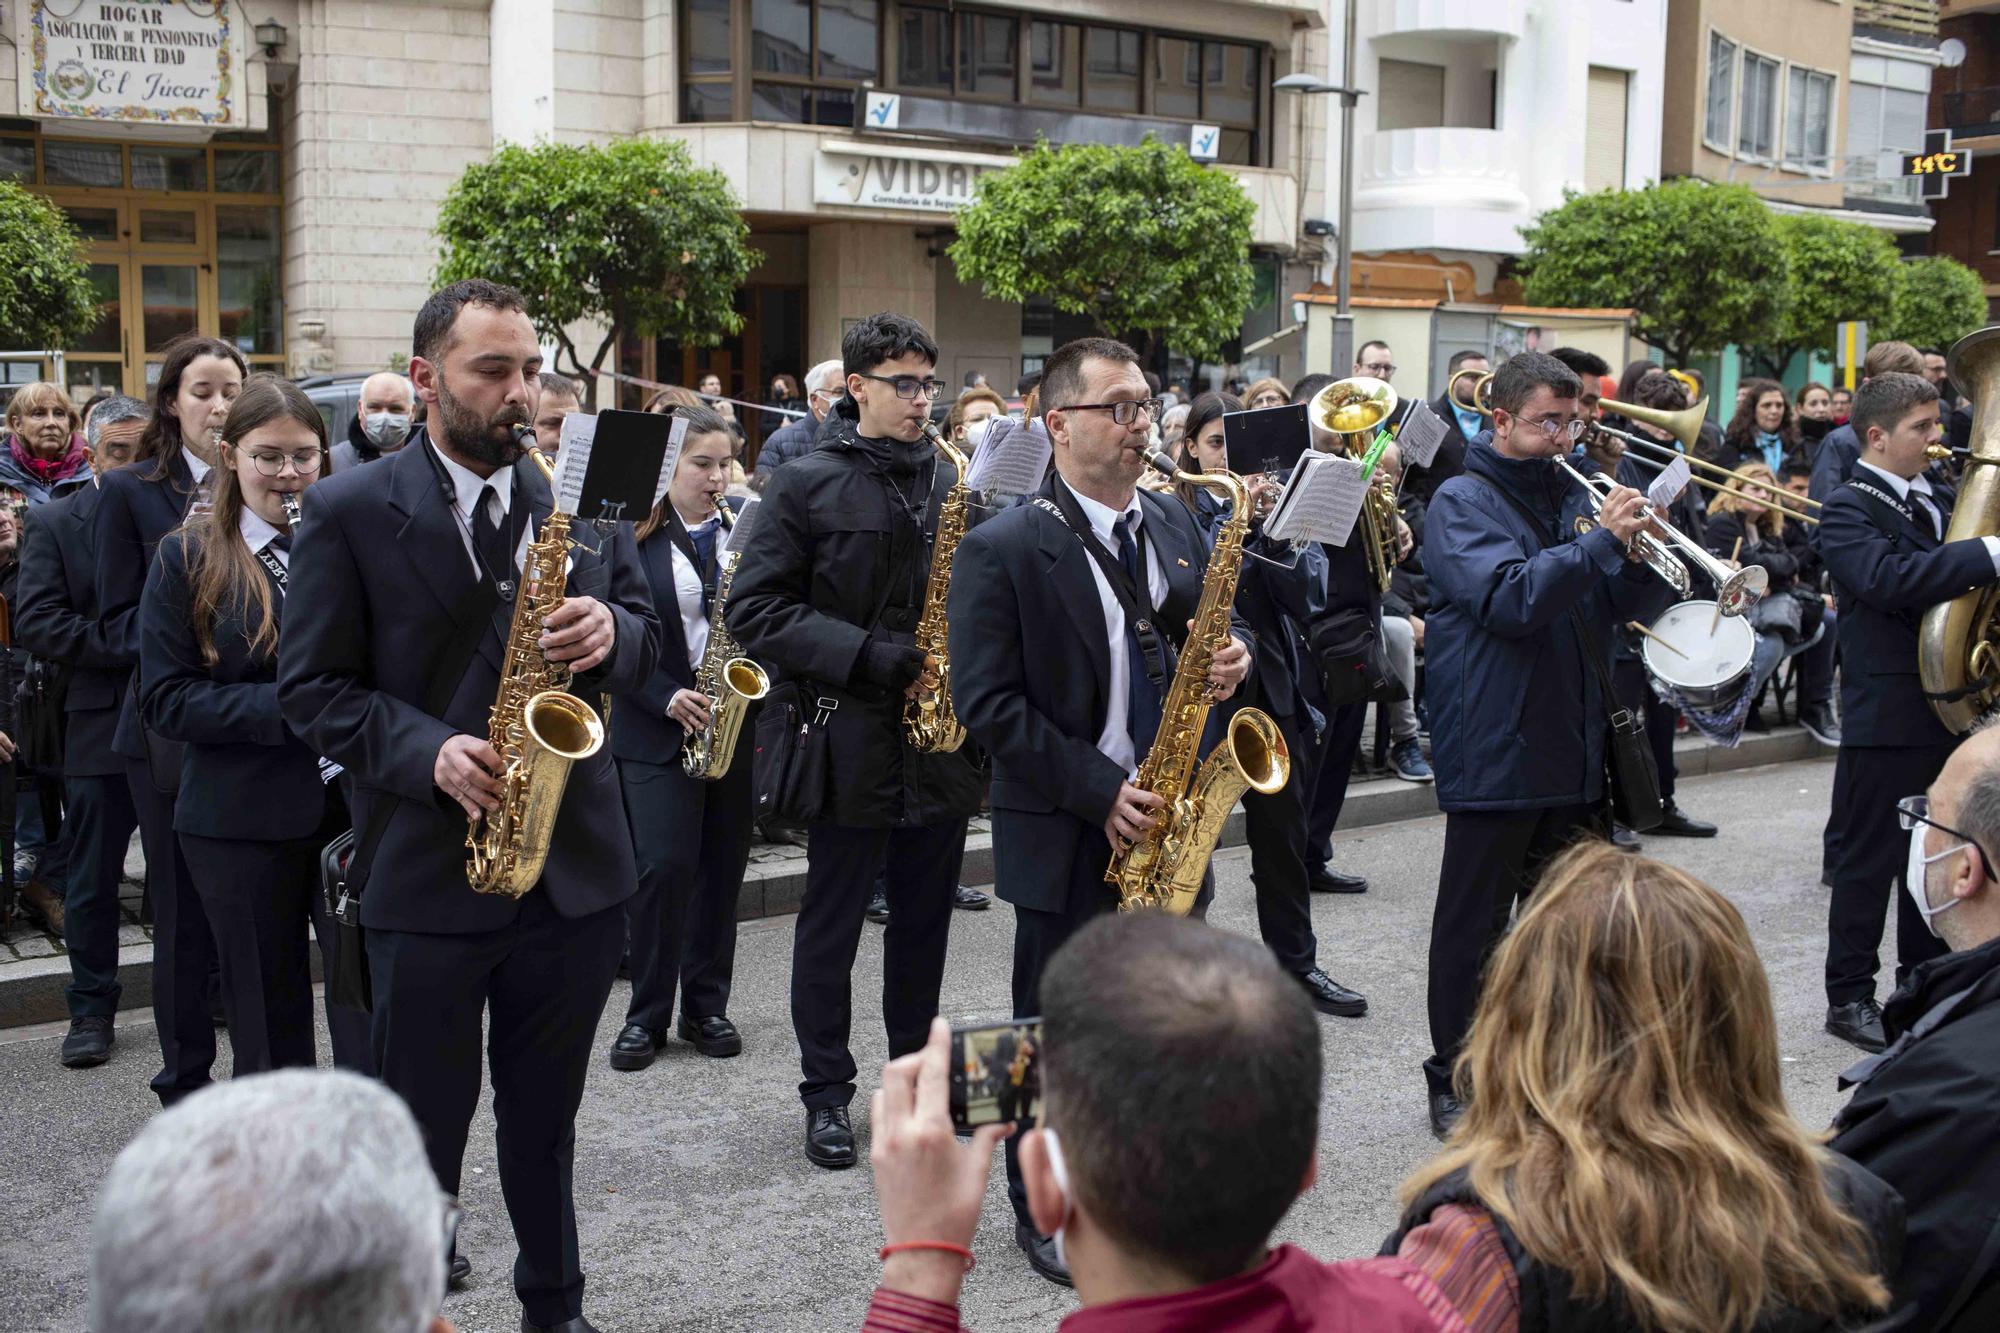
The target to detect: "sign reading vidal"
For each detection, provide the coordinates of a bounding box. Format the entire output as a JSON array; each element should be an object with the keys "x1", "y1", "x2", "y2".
[
  {"x1": 814, "y1": 143, "x2": 1013, "y2": 214},
  {"x1": 21, "y1": 0, "x2": 245, "y2": 127}
]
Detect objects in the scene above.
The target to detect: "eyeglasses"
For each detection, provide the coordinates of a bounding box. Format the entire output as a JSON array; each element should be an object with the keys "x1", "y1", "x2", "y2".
[
  {"x1": 857, "y1": 373, "x2": 947, "y2": 401},
  {"x1": 1518, "y1": 415, "x2": 1586, "y2": 441},
  {"x1": 1897, "y1": 794, "x2": 1991, "y2": 873},
  {"x1": 241, "y1": 448, "x2": 324, "y2": 478},
  {"x1": 1358, "y1": 362, "x2": 1396, "y2": 377},
  {"x1": 1059, "y1": 398, "x2": 1162, "y2": 427}
]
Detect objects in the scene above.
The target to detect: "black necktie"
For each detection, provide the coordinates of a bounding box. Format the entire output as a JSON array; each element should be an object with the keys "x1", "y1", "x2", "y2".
[
  {"x1": 1116, "y1": 515, "x2": 1162, "y2": 756},
  {"x1": 269, "y1": 532, "x2": 291, "y2": 554},
  {"x1": 690, "y1": 521, "x2": 719, "y2": 614},
  {"x1": 1912, "y1": 489, "x2": 1941, "y2": 540},
  {"x1": 473, "y1": 483, "x2": 512, "y2": 586}
]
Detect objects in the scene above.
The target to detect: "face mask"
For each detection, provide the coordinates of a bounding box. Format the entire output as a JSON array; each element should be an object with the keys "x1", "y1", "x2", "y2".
[
  {"x1": 362, "y1": 412, "x2": 411, "y2": 448},
  {"x1": 1043, "y1": 1128, "x2": 1075, "y2": 1272},
  {"x1": 1905, "y1": 822, "x2": 1967, "y2": 937}
]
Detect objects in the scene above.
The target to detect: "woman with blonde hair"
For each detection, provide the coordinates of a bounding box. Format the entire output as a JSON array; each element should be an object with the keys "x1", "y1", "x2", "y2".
[
  {"x1": 0, "y1": 381, "x2": 91, "y2": 506},
  {"x1": 1386, "y1": 842, "x2": 1902, "y2": 1333},
  {"x1": 1704, "y1": 460, "x2": 1829, "y2": 710},
  {"x1": 1242, "y1": 376, "x2": 1290, "y2": 411}
]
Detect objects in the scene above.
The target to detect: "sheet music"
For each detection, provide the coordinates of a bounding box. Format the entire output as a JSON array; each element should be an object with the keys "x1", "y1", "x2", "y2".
[
  {"x1": 1396, "y1": 401, "x2": 1449, "y2": 469},
  {"x1": 1647, "y1": 456, "x2": 1691, "y2": 510},
  {"x1": 654, "y1": 414, "x2": 688, "y2": 509},
  {"x1": 1265, "y1": 453, "x2": 1370, "y2": 547},
  {"x1": 720, "y1": 497, "x2": 760, "y2": 558},
  {"x1": 554, "y1": 414, "x2": 597, "y2": 514},
  {"x1": 965, "y1": 416, "x2": 1052, "y2": 494}
]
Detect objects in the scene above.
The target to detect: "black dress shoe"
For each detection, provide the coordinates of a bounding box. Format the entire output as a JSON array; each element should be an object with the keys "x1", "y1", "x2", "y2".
[
  {"x1": 1610, "y1": 824, "x2": 1641, "y2": 853},
  {"x1": 60, "y1": 1016, "x2": 114, "y2": 1069},
  {"x1": 865, "y1": 889, "x2": 891, "y2": 924},
  {"x1": 521, "y1": 1316, "x2": 600, "y2": 1333},
  {"x1": 1651, "y1": 802, "x2": 1717, "y2": 838},
  {"x1": 677, "y1": 1013, "x2": 743, "y2": 1058},
  {"x1": 805, "y1": 1106, "x2": 856, "y2": 1169},
  {"x1": 1297, "y1": 968, "x2": 1367, "y2": 1017},
  {"x1": 607, "y1": 1023, "x2": 664, "y2": 1071},
  {"x1": 1015, "y1": 1220, "x2": 1073, "y2": 1287},
  {"x1": 1308, "y1": 868, "x2": 1368, "y2": 895},
  {"x1": 1826, "y1": 998, "x2": 1888, "y2": 1053},
  {"x1": 952, "y1": 884, "x2": 991, "y2": 910},
  {"x1": 448, "y1": 1251, "x2": 471, "y2": 1289},
  {"x1": 1428, "y1": 1092, "x2": 1464, "y2": 1142}
]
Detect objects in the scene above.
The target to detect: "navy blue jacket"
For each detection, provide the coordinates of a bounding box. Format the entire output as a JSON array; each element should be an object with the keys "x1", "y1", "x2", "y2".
[
  {"x1": 276, "y1": 433, "x2": 661, "y2": 934},
  {"x1": 15, "y1": 483, "x2": 126, "y2": 777},
  {"x1": 1808, "y1": 423, "x2": 1861, "y2": 509},
  {"x1": 95, "y1": 451, "x2": 203, "y2": 765},
  {"x1": 140, "y1": 529, "x2": 331, "y2": 841},
  {"x1": 609, "y1": 494, "x2": 746, "y2": 763},
  {"x1": 1818, "y1": 475, "x2": 1994, "y2": 749},
  {"x1": 752, "y1": 411, "x2": 820, "y2": 476},
  {"x1": 1424, "y1": 437, "x2": 1676, "y2": 812}
]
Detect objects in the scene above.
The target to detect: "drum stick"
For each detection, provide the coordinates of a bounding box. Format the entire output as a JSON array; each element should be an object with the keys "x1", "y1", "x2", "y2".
[
  {"x1": 1710, "y1": 537, "x2": 1744, "y2": 636},
  {"x1": 1627, "y1": 620, "x2": 1688, "y2": 659}
]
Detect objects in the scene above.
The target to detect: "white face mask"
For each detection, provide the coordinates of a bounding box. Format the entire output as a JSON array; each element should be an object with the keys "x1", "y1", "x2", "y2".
[
  {"x1": 1043, "y1": 1128, "x2": 1075, "y2": 1272},
  {"x1": 362, "y1": 411, "x2": 411, "y2": 448},
  {"x1": 1905, "y1": 821, "x2": 1968, "y2": 937}
]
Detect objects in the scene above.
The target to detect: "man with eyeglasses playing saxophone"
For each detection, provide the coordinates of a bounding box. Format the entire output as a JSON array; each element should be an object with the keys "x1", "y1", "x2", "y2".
[{"x1": 1417, "y1": 351, "x2": 1677, "y2": 1141}]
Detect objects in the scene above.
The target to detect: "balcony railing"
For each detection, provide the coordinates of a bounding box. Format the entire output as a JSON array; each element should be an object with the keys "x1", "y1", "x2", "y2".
[
  {"x1": 1854, "y1": 0, "x2": 1940, "y2": 36},
  {"x1": 1943, "y1": 85, "x2": 2000, "y2": 134}
]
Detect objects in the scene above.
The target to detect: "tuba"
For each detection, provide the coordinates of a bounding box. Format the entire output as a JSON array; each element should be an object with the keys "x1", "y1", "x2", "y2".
[
  {"x1": 681, "y1": 504, "x2": 770, "y2": 780},
  {"x1": 902, "y1": 421, "x2": 970, "y2": 753},
  {"x1": 1109, "y1": 451, "x2": 1290, "y2": 915},
  {"x1": 466, "y1": 437, "x2": 606, "y2": 898},
  {"x1": 1307, "y1": 376, "x2": 1402, "y2": 592},
  {"x1": 1920, "y1": 326, "x2": 2000, "y2": 733}
]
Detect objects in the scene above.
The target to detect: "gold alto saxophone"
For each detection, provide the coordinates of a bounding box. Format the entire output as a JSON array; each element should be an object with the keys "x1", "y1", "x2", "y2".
[
  {"x1": 903, "y1": 420, "x2": 969, "y2": 753},
  {"x1": 1921, "y1": 325, "x2": 2000, "y2": 733},
  {"x1": 681, "y1": 503, "x2": 770, "y2": 780},
  {"x1": 466, "y1": 440, "x2": 607, "y2": 898},
  {"x1": 1109, "y1": 451, "x2": 1291, "y2": 915}
]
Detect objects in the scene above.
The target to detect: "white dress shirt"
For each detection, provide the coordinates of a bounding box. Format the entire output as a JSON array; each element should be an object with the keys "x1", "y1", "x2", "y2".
[
  {"x1": 180, "y1": 445, "x2": 212, "y2": 486},
  {"x1": 1066, "y1": 484, "x2": 1171, "y2": 776},
  {"x1": 430, "y1": 441, "x2": 526, "y2": 576},
  {"x1": 1853, "y1": 459, "x2": 2000, "y2": 573},
  {"x1": 240, "y1": 506, "x2": 289, "y2": 570},
  {"x1": 670, "y1": 510, "x2": 719, "y2": 673}
]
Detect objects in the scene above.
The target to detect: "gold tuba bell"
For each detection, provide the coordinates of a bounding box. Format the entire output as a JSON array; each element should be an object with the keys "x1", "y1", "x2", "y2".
[
  {"x1": 1920, "y1": 326, "x2": 2000, "y2": 733},
  {"x1": 1306, "y1": 376, "x2": 1402, "y2": 592}
]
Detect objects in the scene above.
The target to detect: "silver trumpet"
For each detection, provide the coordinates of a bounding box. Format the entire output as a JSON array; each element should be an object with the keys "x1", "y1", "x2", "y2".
[{"x1": 1554, "y1": 457, "x2": 1767, "y2": 616}]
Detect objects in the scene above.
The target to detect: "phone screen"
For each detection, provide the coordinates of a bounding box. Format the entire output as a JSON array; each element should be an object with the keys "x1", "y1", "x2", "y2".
[{"x1": 948, "y1": 1019, "x2": 1043, "y2": 1134}]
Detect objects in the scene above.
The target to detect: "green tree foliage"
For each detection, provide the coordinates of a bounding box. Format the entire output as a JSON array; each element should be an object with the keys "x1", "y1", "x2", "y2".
[
  {"x1": 0, "y1": 182, "x2": 100, "y2": 352},
  {"x1": 1517, "y1": 180, "x2": 1787, "y2": 366},
  {"x1": 1879, "y1": 255, "x2": 1988, "y2": 353},
  {"x1": 949, "y1": 137, "x2": 1256, "y2": 362},
  {"x1": 1743, "y1": 214, "x2": 1901, "y2": 378},
  {"x1": 435, "y1": 139, "x2": 758, "y2": 402}
]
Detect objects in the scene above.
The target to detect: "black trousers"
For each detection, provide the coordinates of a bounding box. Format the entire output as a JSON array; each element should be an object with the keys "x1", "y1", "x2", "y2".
[
  {"x1": 794, "y1": 818, "x2": 965, "y2": 1110},
  {"x1": 1304, "y1": 701, "x2": 1367, "y2": 875},
  {"x1": 1240, "y1": 709, "x2": 1319, "y2": 975},
  {"x1": 368, "y1": 893, "x2": 623, "y2": 1327},
  {"x1": 1612, "y1": 658, "x2": 1681, "y2": 804},
  {"x1": 179, "y1": 829, "x2": 372, "y2": 1075},
  {"x1": 618, "y1": 756, "x2": 753, "y2": 1032},
  {"x1": 1424, "y1": 802, "x2": 1601, "y2": 1097},
  {"x1": 127, "y1": 759, "x2": 214, "y2": 1106},
  {"x1": 1825, "y1": 743, "x2": 1953, "y2": 1006},
  {"x1": 62, "y1": 773, "x2": 137, "y2": 1020}
]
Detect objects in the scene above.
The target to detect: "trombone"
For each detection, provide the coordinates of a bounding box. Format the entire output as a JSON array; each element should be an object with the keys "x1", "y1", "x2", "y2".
[{"x1": 1592, "y1": 396, "x2": 1820, "y2": 525}]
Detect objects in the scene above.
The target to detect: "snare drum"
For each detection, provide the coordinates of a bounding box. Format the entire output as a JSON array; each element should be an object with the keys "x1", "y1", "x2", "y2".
[{"x1": 1640, "y1": 601, "x2": 1756, "y2": 712}]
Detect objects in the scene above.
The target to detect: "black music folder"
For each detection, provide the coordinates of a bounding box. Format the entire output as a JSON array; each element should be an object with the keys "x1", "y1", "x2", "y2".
[
  {"x1": 1223, "y1": 403, "x2": 1310, "y2": 477},
  {"x1": 555, "y1": 409, "x2": 679, "y2": 524}
]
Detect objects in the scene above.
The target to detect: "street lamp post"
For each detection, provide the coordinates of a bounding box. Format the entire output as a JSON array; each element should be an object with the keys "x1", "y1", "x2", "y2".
[{"x1": 1276, "y1": 0, "x2": 1363, "y2": 374}]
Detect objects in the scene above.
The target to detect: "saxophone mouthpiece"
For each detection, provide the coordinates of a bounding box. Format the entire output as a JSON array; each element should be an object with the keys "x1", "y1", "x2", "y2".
[{"x1": 1144, "y1": 448, "x2": 1180, "y2": 477}]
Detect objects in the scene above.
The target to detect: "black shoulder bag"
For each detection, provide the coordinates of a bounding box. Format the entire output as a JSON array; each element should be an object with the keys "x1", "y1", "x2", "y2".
[{"x1": 1466, "y1": 474, "x2": 1664, "y2": 833}]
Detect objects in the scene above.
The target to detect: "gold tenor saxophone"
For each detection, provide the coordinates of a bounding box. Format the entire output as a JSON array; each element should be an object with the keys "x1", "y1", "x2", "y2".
[
  {"x1": 466, "y1": 441, "x2": 606, "y2": 898},
  {"x1": 681, "y1": 504, "x2": 770, "y2": 780},
  {"x1": 902, "y1": 420, "x2": 969, "y2": 753},
  {"x1": 1109, "y1": 451, "x2": 1291, "y2": 915},
  {"x1": 1921, "y1": 325, "x2": 2000, "y2": 733}
]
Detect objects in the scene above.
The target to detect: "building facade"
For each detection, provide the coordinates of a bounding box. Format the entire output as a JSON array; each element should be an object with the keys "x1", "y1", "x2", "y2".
[
  {"x1": 1929, "y1": 0, "x2": 2000, "y2": 311},
  {"x1": 0, "y1": 0, "x2": 1330, "y2": 409}
]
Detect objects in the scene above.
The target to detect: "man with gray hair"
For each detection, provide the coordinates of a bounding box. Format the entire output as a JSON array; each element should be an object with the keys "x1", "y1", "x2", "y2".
[
  {"x1": 1832, "y1": 722, "x2": 2000, "y2": 1330},
  {"x1": 331, "y1": 371, "x2": 417, "y2": 471},
  {"x1": 753, "y1": 357, "x2": 842, "y2": 477},
  {"x1": 83, "y1": 394, "x2": 148, "y2": 473},
  {"x1": 91, "y1": 1069, "x2": 455, "y2": 1333}
]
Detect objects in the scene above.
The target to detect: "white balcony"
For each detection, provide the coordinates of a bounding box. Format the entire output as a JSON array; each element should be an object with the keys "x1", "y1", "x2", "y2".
[
  {"x1": 1352, "y1": 128, "x2": 1531, "y2": 254},
  {"x1": 1368, "y1": 0, "x2": 1526, "y2": 42}
]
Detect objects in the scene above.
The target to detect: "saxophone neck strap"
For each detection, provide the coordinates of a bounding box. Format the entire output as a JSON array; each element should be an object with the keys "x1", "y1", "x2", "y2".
[{"x1": 1035, "y1": 483, "x2": 1170, "y2": 691}]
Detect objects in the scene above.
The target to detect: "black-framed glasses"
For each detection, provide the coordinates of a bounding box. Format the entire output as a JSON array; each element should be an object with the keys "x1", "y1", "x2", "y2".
[
  {"x1": 237, "y1": 446, "x2": 324, "y2": 478},
  {"x1": 1897, "y1": 795, "x2": 1992, "y2": 880},
  {"x1": 1358, "y1": 362, "x2": 1396, "y2": 377},
  {"x1": 1058, "y1": 398, "x2": 1162, "y2": 427},
  {"x1": 856, "y1": 373, "x2": 946, "y2": 401}
]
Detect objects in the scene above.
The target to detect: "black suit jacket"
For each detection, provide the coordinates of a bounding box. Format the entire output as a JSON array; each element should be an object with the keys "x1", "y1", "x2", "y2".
[
  {"x1": 946, "y1": 473, "x2": 1243, "y2": 913},
  {"x1": 16, "y1": 484, "x2": 126, "y2": 777},
  {"x1": 608, "y1": 495, "x2": 746, "y2": 762},
  {"x1": 1820, "y1": 475, "x2": 1996, "y2": 749},
  {"x1": 140, "y1": 530, "x2": 331, "y2": 841},
  {"x1": 276, "y1": 436, "x2": 661, "y2": 933},
  {"x1": 95, "y1": 451, "x2": 202, "y2": 763}
]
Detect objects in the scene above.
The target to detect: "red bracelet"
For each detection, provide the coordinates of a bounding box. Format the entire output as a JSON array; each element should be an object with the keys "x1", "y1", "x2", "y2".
[{"x1": 879, "y1": 1241, "x2": 976, "y2": 1272}]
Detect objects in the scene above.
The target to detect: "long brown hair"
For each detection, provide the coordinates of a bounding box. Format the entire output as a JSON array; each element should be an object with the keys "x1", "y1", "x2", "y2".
[
  {"x1": 1402, "y1": 843, "x2": 1891, "y2": 1332},
  {"x1": 183, "y1": 375, "x2": 327, "y2": 667},
  {"x1": 633, "y1": 404, "x2": 730, "y2": 544},
  {"x1": 138, "y1": 335, "x2": 248, "y2": 478},
  {"x1": 1724, "y1": 376, "x2": 1799, "y2": 460},
  {"x1": 1173, "y1": 392, "x2": 1239, "y2": 512}
]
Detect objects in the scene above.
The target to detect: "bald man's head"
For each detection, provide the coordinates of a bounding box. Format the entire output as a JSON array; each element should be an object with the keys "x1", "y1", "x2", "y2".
[
  {"x1": 1922, "y1": 725, "x2": 2000, "y2": 952},
  {"x1": 358, "y1": 372, "x2": 416, "y2": 451}
]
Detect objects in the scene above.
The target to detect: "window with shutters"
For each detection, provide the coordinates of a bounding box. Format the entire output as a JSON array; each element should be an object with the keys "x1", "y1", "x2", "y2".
[
  {"x1": 1377, "y1": 59, "x2": 1447, "y2": 131},
  {"x1": 1584, "y1": 66, "x2": 1629, "y2": 191}
]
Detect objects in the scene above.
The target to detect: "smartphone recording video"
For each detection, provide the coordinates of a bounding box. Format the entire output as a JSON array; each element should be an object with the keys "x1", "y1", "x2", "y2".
[{"x1": 948, "y1": 1019, "x2": 1043, "y2": 1134}]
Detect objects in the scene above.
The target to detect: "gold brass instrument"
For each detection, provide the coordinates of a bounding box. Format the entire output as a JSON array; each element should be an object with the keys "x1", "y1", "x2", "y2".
[
  {"x1": 1109, "y1": 450, "x2": 1290, "y2": 915},
  {"x1": 1306, "y1": 376, "x2": 1401, "y2": 592},
  {"x1": 681, "y1": 503, "x2": 770, "y2": 780},
  {"x1": 466, "y1": 439, "x2": 607, "y2": 898},
  {"x1": 1593, "y1": 396, "x2": 1820, "y2": 525},
  {"x1": 1920, "y1": 326, "x2": 2000, "y2": 733},
  {"x1": 1555, "y1": 457, "x2": 1768, "y2": 615},
  {"x1": 902, "y1": 420, "x2": 969, "y2": 753},
  {"x1": 1448, "y1": 371, "x2": 1493, "y2": 417}
]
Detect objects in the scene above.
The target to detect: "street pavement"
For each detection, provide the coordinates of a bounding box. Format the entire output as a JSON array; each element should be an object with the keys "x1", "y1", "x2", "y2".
[{"x1": 0, "y1": 756, "x2": 1876, "y2": 1332}]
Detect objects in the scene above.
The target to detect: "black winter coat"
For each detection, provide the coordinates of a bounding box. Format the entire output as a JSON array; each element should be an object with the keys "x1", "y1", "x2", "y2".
[
  {"x1": 727, "y1": 398, "x2": 984, "y2": 828},
  {"x1": 1832, "y1": 934, "x2": 2000, "y2": 1332},
  {"x1": 1704, "y1": 510, "x2": 1798, "y2": 593}
]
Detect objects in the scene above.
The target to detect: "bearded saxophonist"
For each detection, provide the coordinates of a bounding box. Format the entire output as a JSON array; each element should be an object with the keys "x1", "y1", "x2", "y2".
[
  {"x1": 278, "y1": 281, "x2": 659, "y2": 1333},
  {"x1": 947, "y1": 336, "x2": 1251, "y2": 1286}
]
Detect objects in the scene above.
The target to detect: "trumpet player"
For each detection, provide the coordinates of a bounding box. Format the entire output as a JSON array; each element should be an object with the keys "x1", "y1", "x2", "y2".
[
  {"x1": 1419, "y1": 352, "x2": 1678, "y2": 1141},
  {"x1": 607, "y1": 406, "x2": 754, "y2": 1071}
]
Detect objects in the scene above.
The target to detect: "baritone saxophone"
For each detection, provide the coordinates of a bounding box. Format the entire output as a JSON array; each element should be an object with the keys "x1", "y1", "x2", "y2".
[
  {"x1": 682, "y1": 502, "x2": 769, "y2": 779},
  {"x1": 466, "y1": 439, "x2": 606, "y2": 898},
  {"x1": 1108, "y1": 451, "x2": 1290, "y2": 915}
]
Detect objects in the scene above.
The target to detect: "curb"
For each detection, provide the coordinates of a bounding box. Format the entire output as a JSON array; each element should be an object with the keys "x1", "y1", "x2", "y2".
[{"x1": 0, "y1": 726, "x2": 1830, "y2": 1031}]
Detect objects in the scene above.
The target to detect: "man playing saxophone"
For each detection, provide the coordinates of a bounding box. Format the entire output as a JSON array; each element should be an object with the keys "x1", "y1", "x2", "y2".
[
  {"x1": 278, "y1": 280, "x2": 659, "y2": 1333},
  {"x1": 605, "y1": 405, "x2": 758, "y2": 1072},
  {"x1": 947, "y1": 336, "x2": 1250, "y2": 1286}
]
